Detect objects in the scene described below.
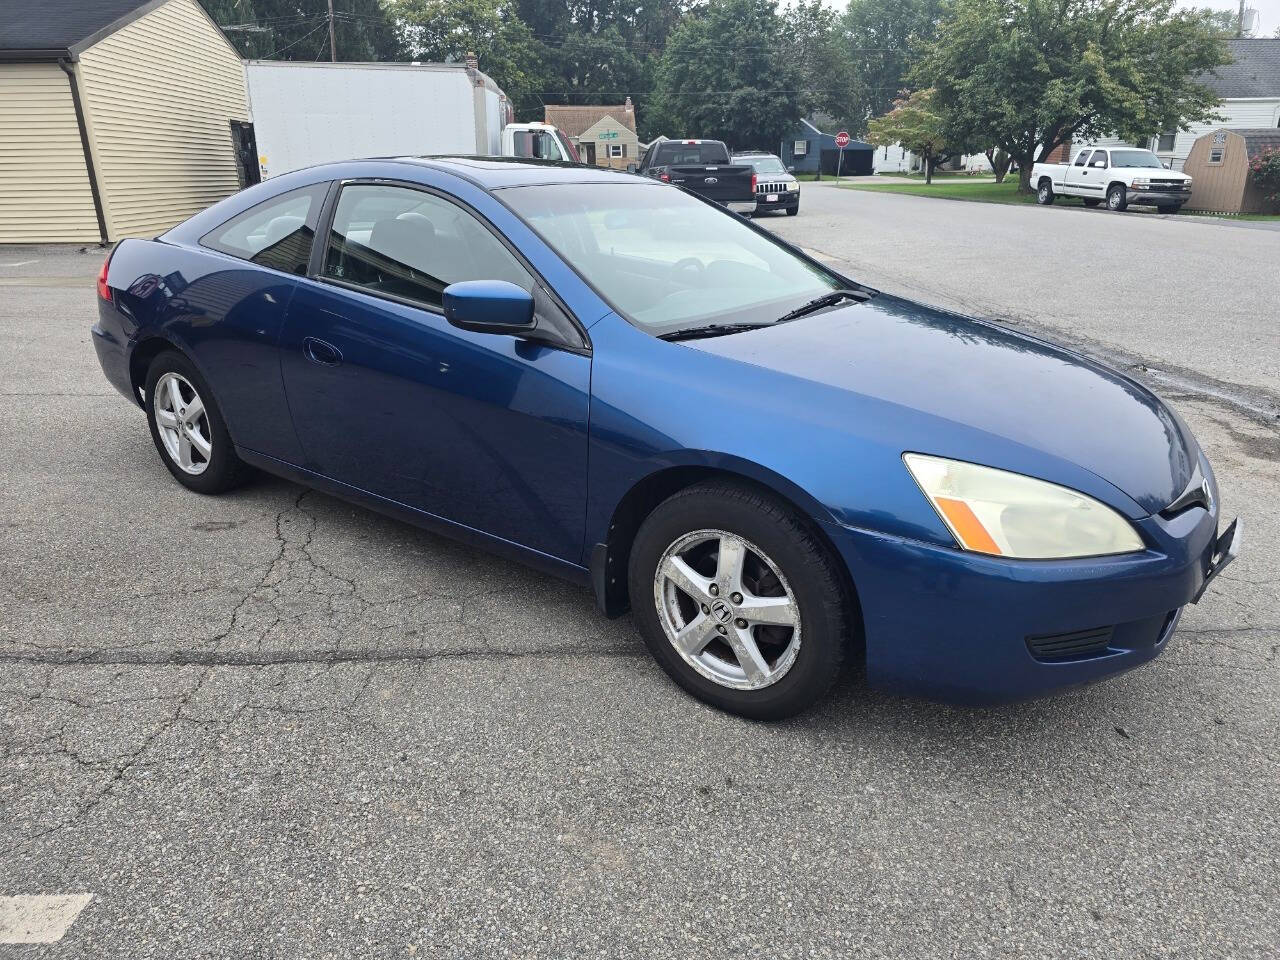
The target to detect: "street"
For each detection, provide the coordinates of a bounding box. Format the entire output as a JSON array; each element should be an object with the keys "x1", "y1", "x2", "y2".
[{"x1": 2, "y1": 189, "x2": 1278, "y2": 957}]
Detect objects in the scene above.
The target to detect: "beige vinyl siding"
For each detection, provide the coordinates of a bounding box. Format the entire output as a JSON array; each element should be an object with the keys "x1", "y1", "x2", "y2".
[
  {"x1": 78, "y1": 0, "x2": 248, "y2": 239},
  {"x1": 0, "y1": 63, "x2": 101, "y2": 244}
]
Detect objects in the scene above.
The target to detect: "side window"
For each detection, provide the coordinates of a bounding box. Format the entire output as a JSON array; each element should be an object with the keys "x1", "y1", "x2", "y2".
[
  {"x1": 1089, "y1": 150, "x2": 1108, "y2": 168},
  {"x1": 322, "y1": 184, "x2": 533, "y2": 309},
  {"x1": 1073, "y1": 150, "x2": 1090, "y2": 167},
  {"x1": 201, "y1": 183, "x2": 327, "y2": 275}
]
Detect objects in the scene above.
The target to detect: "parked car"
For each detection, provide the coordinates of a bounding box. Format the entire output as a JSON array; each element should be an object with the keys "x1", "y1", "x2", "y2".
[
  {"x1": 92, "y1": 158, "x2": 1239, "y2": 719},
  {"x1": 636, "y1": 139, "x2": 756, "y2": 214},
  {"x1": 733, "y1": 151, "x2": 800, "y2": 216},
  {"x1": 1032, "y1": 147, "x2": 1193, "y2": 213}
]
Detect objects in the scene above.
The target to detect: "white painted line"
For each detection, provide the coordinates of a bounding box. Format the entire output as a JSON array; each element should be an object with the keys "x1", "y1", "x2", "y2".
[
  {"x1": 0, "y1": 260, "x2": 39, "y2": 267},
  {"x1": 0, "y1": 894, "x2": 93, "y2": 945}
]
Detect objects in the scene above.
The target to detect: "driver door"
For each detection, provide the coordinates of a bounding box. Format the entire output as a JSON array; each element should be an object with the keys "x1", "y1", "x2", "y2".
[{"x1": 278, "y1": 181, "x2": 591, "y2": 562}]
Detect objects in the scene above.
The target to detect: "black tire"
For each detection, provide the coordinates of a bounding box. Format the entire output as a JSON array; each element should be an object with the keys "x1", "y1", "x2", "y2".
[
  {"x1": 1082, "y1": 198, "x2": 1101, "y2": 208},
  {"x1": 1157, "y1": 204, "x2": 1180, "y2": 215},
  {"x1": 786, "y1": 204, "x2": 799, "y2": 216},
  {"x1": 1036, "y1": 181, "x2": 1055, "y2": 205},
  {"x1": 628, "y1": 481, "x2": 851, "y2": 720},
  {"x1": 1107, "y1": 184, "x2": 1128, "y2": 212},
  {"x1": 144, "y1": 350, "x2": 250, "y2": 494}
]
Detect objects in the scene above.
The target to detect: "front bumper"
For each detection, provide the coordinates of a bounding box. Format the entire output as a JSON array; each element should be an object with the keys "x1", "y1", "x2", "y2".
[
  {"x1": 1128, "y1": 188, "x2": 1190, "y2": 206},
  {"x1": 821, "y1": 500, "x2": 1237, "y2": 705}
]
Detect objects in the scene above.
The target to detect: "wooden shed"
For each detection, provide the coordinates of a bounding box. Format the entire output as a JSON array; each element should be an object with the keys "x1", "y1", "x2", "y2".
[
  {"x1": 0, "y1": 0, "x2": 249, "y2": 244},
  {"x1": 1183, "y1": 128, "x2": 1280, "y2": 215}
]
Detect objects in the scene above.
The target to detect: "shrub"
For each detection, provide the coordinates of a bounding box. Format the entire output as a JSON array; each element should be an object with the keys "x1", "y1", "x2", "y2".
[{"x1": 1249, "y1": 147, "x2": 1280, "y2": 206}]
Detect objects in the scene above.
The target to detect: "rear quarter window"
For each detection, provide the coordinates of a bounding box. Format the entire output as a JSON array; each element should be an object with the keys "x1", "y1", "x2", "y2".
[{"x1": 200, "y1": 183, "x2": 329, "y2": 275}]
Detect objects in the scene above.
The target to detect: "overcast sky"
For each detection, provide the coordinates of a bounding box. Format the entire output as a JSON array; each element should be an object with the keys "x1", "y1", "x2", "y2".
[{"x1": 1178, "y1": 0, "x2": 1279, "y2": 36}]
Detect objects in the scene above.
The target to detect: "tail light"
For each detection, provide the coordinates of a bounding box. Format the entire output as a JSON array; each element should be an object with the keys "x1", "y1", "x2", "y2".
[
  {"x1": 659, "y1": 172, "x2": 670, "y2": 182},
  {"x1": 751, "y1": 173, "x2": 757, "y2": 192},
  {"x1": 96, "y1": 248, "x2": 114, "y2": 302}
]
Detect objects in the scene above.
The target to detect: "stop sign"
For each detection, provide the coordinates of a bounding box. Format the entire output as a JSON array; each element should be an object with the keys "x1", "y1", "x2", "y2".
[{"x1": 834, "y1": 130, "x2": 851, "y2": 148}]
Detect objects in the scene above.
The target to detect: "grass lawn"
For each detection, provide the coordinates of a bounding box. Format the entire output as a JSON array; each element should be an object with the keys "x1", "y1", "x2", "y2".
[
  {"x1": 843, "y1": 178, "x2": 1035, "y2": 204},
  {"x1": 842, "y1": 178, "x2": 1280, "y2": 221}
]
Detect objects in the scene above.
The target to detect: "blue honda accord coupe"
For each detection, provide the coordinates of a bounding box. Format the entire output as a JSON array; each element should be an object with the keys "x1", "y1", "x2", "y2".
[{"x1": 92, "y1": 158, "x2": 1239, "y2": 718}]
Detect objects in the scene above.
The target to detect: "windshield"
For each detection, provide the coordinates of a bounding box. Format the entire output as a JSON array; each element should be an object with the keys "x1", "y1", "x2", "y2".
[
  {"x1": 736, "y1": 156, "x2": 787, "y2": 175},
  {"x1": 654, "y1": 142, "x2": 730, "y2": 166},
  {"x1": 502, "y1": 183, "x2": 842, "y2": 335},
  {"x1": 1109, "y1": 149, "x2": 1165, "y2": 169}
]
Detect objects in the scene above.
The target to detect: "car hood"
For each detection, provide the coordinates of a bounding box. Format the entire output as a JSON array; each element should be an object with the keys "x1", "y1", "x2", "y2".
[{"x1": 684, "y1": 294, "x2": 1197, "y2": 516}]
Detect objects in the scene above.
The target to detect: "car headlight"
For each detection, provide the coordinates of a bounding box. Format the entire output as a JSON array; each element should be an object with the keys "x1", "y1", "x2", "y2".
[
  {"x1": 1131, "y1": 177, "x2": 1150, "y2": 186},
  {"x1": 788, "y1": 182, "x2": 799, "y2": 191},
  {"x1": 903, "y1": 453, "x2": 1144, "y2": 559}
]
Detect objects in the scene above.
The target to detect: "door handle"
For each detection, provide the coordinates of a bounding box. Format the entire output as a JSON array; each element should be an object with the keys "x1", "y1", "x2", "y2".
[{"x1": 303, "y1": 337, "x2": 342, "y2": 366}]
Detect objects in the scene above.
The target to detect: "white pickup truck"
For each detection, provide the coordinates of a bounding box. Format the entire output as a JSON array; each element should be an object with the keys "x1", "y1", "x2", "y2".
[{"x1": 1031, "y1": 146, "x2": 1192, "y2": 213}]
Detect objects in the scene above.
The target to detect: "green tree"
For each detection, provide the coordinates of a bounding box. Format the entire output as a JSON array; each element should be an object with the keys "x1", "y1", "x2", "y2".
[
  {"x1": 866, "y1": 88, "x2": 968, "y2": 182},
  {"x1": 914, "y1": 0, "x2": 1231, "y2": 192},
  {"x1": 650, "y1": 0, "x2": 802, "y2": 150},
  {"x1": 390, "y1": 0, "x2": 548, "y2": 118},
  {"x1": 782, "y1": 1, "x2": 860, "y2": 129},
  {"x1": 839, "y1": 0, "x2": 943, "y2": 134},
  {"x1": 199, "y1": 0, "x2": 402, "y2": 61}
]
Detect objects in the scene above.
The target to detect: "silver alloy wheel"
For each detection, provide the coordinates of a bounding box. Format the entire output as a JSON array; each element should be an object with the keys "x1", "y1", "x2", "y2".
[
  {"x1": 1108, "y1": 187, "x2": 1124, "y2": 210},
  {"x1": 153, "y1": 372, "x2": 212, "y2": 475},
  {"x1": 653, "y1": 529, "x2": 801, "y2": 691}
]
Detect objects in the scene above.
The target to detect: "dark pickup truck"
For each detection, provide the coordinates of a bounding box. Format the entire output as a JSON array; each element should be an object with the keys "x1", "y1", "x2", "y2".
[{"x1": 636, "y1": 139, "x2": 756, "y2": 214}]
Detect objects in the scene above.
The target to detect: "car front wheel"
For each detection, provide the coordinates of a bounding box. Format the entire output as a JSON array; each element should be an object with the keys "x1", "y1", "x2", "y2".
[
  {"x1": 1107, "y1": 185, "x2": 1128, "y2": 211},
  {"x1": 1036, "y1": 181, "x2": 1054, "y2": 204},
  {"x1": 145, "y1": 350, "x2": 249, "y2": 494},
  {"x1": 786, "y1": 203, "x2": 799, "y2": 216},
  {"x1": 628, "y1": 482, "x2": 850, "y2": 719}
]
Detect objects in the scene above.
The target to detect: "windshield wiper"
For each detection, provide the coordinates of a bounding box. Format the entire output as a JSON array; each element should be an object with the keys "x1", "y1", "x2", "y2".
[
  {"x1": 775, "y1": 288, "x2": 870, "y2": 324},
  {"x1": 658, "y1": 322, "x2": 773, "y2": 342}
]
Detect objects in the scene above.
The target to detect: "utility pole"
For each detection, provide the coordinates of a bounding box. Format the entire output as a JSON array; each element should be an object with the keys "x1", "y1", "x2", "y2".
[
  {"x1": 327, "y1": 0, "x2": 337, "y2": 61},
  {"x1": 1238, "y1": 0, "x2": 1245, "y2": 37}
]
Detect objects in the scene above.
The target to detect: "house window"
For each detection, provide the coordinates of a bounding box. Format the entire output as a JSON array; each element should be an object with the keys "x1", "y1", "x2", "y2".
[
  {"x1": 793, "y1": 140, "x2": 808, "y2": 157},
  {"x1": 608, "y1": 144, "x2": 624, "y2": 158},
  {"x1": 1208, "y1": 147, "x2": 1224, "y2": 164},
  {"x1": 1156, "y1": 130, "x2": 1176, "y2": 152}
]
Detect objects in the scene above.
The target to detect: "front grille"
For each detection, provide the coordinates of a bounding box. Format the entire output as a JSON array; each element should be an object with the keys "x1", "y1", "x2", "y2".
[
  {"x1": 756, "y1": 181, "x2": 789, "y2": 194},
  {"x1": 1026, "y1": 626, "x2": 1114, "y2": 660},
  {"x1": 1150, "y1": 179, "x2": 1190, "y2": 190}
]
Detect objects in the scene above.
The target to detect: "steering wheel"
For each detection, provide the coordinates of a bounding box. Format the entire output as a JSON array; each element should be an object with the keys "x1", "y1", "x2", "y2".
[{"x1": 671, "y1": 257, "x2": 705, "y2": 285}]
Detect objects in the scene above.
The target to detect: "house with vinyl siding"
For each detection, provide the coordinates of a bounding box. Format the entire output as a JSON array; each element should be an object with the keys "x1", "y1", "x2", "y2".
[
  {"x1": 0, "y1": 0, "x2": 249, "y2": 244},
  {"x1": 1060, "y1": 38, "x2": 1280, "y2": 171}
]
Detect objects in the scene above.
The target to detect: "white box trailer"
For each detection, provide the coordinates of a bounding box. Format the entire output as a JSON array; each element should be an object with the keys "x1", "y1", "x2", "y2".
[{"x1": 243, "y1": 60, "x2": 513, "y2": 179}]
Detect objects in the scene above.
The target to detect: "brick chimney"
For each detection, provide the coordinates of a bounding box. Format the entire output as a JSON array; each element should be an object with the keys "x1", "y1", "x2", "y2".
[{"x1": 465, "y1": 51, "x2": 478, "y2": 71}]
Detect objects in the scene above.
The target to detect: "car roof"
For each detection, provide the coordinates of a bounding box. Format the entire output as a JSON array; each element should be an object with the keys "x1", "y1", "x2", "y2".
[{"x1": 382, "y1": 156, "x2": 643, "y2": 190}]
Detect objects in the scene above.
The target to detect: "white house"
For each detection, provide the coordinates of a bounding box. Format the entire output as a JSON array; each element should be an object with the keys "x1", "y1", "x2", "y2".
[{"x1": 1078, "y1": 38, "x2": 1280, "y2": 170}]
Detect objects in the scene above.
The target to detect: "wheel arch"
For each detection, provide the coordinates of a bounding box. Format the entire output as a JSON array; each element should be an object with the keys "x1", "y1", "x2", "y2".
[
  {"x1": 590, "y1": 463, "x2": 864, "y2": 655},
  {"x1": 1037, "y1": 175, "x2": 1053, "y2": 189},
  {"x1": 128, "y1": 333, "x2": 211, "y2": 408}
]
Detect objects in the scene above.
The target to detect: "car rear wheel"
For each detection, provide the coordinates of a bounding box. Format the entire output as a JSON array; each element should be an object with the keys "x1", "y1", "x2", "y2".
[
  {"x1": 1036, "y1": 181, "x2": 1054, "y2": 205},
  {"x1": 628, "y1": 481, "x2": 849, "y2": 719},
  {"x1": 145, "y1": 350, "x2": 250, "y2": 494},
  {"x1": 1107, "y1": 185, "x2": 1128, "y2": 211},
  {"x1": 1083, "y1": 198, "x2": 1101, "y2": 208}
]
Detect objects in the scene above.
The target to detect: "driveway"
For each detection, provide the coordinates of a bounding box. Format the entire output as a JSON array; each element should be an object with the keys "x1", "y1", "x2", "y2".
[{"x1": 0, "y1": 236, "x2": 1277, "y2": 958}]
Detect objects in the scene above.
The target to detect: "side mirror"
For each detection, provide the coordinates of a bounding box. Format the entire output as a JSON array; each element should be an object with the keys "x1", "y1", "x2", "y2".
[
  {"x1": 787, "y1": 165, "x2": 796, "y2": 173},
  {"x1": 442, "y1": 280, "x2": 535, "y2": 336}
]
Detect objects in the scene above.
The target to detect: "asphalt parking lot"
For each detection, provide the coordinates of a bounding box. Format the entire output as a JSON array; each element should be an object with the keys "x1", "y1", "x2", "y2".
[{"x1": 2, "y1": 190, "x2": 1278, "y2": 957}]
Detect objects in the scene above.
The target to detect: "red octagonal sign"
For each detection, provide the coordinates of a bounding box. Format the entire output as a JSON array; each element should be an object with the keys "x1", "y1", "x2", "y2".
[{"x1": 834, "y1": 130, "x2": 851, "y2": 148}]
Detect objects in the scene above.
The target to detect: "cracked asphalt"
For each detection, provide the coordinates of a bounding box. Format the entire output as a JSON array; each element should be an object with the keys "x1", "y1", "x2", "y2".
[{"x1": 2, "y1": 197, "x2": 1278, "y2": 958}]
